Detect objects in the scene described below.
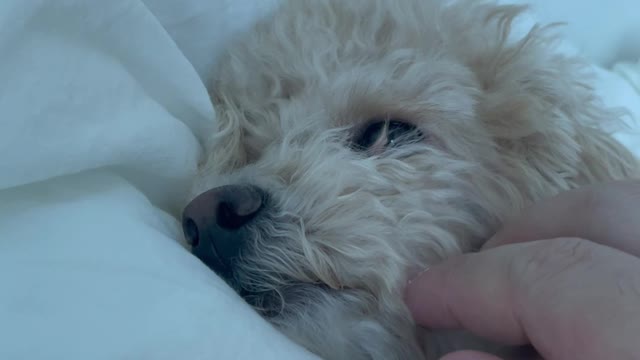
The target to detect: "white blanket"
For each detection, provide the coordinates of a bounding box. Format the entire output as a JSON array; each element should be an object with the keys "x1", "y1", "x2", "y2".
[
  {"x1": 0, "y1": 0, "x2": 314, "y2": 359},
  {"x1": 0, "y1": 0, "x2": 638, "y2": 359}
]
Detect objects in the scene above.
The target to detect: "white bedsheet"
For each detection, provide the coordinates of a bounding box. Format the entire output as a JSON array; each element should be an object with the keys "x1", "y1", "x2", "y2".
[{"x1": 0, "y1": 0, "x2": 638, "y2": 359}]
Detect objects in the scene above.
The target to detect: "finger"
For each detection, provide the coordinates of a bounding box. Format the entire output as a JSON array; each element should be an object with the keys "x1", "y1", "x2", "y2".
[
  {"x1": 484, "y1": 180, "x2": 640, "y2": 257},
  {"x1": 406, "y1": 246, "x2": 528, "y2": 345},
  {"x1": 440, "y1": 350, "x2": 504, "y2": 360},
  {"x1": 406, "y1": 238, "x2": 640, "y2": 360}
]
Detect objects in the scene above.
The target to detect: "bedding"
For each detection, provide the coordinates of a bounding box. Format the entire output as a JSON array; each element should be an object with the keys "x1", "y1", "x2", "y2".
[
  {"x1": 0, "y1": 0, "x2": 638, "y2": 359},
  {"x1": 0, "y1": 1, "x2": 315, "y2": 359}
]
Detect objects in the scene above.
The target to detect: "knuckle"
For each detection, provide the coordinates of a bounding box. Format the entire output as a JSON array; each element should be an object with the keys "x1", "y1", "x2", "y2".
[
  {"x1": 583, "y1": 180, "x2": 640, "y2": 213},
  {"x1": 510, "y1": 238, "x2": 597, "y2": 290}
]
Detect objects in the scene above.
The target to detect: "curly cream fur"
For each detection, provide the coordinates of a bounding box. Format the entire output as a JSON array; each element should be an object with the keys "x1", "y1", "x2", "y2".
[{"x1": 188, "y1": 0, "x2": 639, "y2": 358}]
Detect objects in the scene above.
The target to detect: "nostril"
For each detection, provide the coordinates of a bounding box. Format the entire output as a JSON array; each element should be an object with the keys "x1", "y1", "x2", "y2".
[
  {"x1": 217, "y1": 201, "x2": 258, "y2": 230},
  {"x1": 183, "y1": 218, "x2": 200, "y2": 247}
]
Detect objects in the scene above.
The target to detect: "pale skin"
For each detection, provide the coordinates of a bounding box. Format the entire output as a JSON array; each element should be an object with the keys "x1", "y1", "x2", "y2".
[{"x1": 405, "y1": 180, "x2": 640, "y2": 360}]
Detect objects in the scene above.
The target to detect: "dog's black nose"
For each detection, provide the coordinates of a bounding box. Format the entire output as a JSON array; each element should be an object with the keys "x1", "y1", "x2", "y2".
[{"x1": 182, "y1": 185, "x2": 265, "y2": 275}]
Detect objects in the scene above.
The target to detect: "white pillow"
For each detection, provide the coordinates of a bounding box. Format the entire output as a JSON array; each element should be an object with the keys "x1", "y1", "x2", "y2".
[{"x1": 503, "y1": 0, "x2": 640, "y2": 65}]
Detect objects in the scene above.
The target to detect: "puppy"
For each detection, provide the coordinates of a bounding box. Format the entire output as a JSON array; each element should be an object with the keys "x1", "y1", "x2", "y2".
[{"x1": 182, "y1": 0, "x2": 639, "y2": 358}]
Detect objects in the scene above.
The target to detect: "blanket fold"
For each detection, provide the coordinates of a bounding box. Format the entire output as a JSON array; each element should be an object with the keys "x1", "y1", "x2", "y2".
[{"x1": 0, "y1": 0, "x2": 214, "y2": 209}]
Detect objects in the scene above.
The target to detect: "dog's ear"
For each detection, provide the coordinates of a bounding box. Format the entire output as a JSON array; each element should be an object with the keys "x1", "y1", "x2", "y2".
[{"x1": 446, "y1": 3, "x2": 638, "y2": 192}]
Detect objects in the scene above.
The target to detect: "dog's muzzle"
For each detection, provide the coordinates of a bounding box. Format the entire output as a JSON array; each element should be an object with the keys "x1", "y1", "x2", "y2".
[{"x1": 182, "y1": 184, "x2": 266, "y2": 278}]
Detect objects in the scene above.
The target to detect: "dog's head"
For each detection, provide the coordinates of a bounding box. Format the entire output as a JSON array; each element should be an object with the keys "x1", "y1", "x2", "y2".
[{"x1": 183, "y1": 0, "x2": 637, "y2": 358}]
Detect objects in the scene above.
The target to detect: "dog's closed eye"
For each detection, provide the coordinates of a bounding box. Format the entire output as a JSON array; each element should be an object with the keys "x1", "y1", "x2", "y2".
[{"x1": 351, "y1": 119, "x2": 424, "y2": 155}]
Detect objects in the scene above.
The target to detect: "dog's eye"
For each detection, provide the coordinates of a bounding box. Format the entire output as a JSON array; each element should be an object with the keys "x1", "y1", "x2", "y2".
[{"x1": 352, "y1": 119, "x2": 423, "y2": 153}]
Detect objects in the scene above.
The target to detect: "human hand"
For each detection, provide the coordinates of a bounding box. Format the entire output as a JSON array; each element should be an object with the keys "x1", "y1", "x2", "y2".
[{"x1": 405, "y1": 181, "x2": 640, "y2": 360}]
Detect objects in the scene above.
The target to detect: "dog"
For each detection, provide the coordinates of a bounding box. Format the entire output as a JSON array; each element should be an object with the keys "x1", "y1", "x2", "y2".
[{"x1": 181, "y1": 0, "x2": 639, "y2": 358}]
